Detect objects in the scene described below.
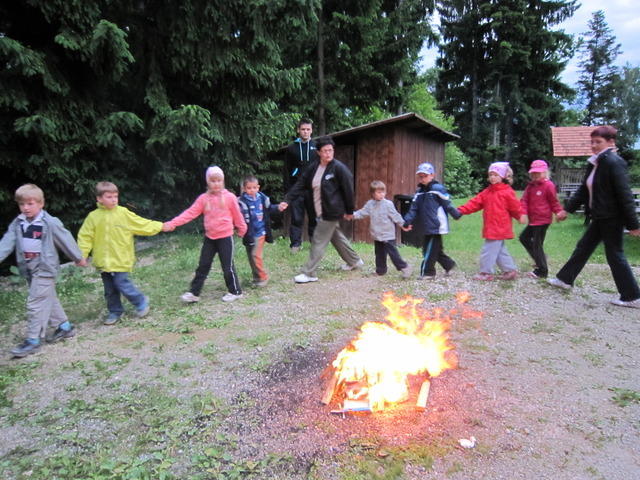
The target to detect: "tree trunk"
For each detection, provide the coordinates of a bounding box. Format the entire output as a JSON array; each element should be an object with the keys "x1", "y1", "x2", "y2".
[{"x1": 316, "y1": 6, "x2": 326, "y2": 135}]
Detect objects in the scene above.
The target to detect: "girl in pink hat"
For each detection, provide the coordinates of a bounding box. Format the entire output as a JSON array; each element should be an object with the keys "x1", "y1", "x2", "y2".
[
  {"x1": 456, "y1": 162, "x2": 525, "y2": 281},
  {"x1": 519, "y1": 160, "x2": 567, "y2": 278}
]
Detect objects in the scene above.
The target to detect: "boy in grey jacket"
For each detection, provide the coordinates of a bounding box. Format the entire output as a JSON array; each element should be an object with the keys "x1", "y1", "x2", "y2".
[
  {"x1": 353, "y1": 180, "x2": 412, "y2": 278},
  {"x1": 0, "y1": 184, "x2": 83, "y2": 358}
]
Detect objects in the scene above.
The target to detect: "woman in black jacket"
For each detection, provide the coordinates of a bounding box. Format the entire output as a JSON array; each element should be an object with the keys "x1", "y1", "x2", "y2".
[
  {"x1": 280, "y1": 136, "x2": 363, "y2": 283},
  {"x1": 548, "y1": 126, "x2": 640, "y2": 308}
]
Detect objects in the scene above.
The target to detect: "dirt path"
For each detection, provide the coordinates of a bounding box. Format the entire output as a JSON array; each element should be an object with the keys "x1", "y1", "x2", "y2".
[{"x1": 1, "y1": 255, "x2": 639, "y2": 479}]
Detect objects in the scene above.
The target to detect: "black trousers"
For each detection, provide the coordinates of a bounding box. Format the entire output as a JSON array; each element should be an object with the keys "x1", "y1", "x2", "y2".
[
  {"x1": 519, "y1": 224, "x2": 550, "y2": 277},
  {"x1": 289, "y1": 196, "x2": 316, "y2": 247},
  {"x1": 190, "y1": 236, "x2": 241, "y2": 296},
  {"x1": 557, "y1": 218, "x2": 640, "y2": 301},
  {"x1": 374, "y1": 240, "x2": 408, "y2": 275},
  {"x1": 421, "y1": 234, "x2": 456, "y2": 277}
]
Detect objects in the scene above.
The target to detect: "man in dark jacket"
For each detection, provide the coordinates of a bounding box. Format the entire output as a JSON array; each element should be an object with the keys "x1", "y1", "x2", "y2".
[
  {"x1": 284, "y1": 118, "x2": 318, "y2": 252},
  {"x1": 549, "y1": 125, "x2": 640, "y2": 309},
  {"x1": 280, "y1": 136, "x2": 362, "y2": 283}
]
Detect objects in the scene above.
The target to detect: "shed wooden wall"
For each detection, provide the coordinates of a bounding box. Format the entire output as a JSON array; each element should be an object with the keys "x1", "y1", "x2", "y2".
[{"x1": 350, "y1": 126, "x2": 446, "y2": 243}]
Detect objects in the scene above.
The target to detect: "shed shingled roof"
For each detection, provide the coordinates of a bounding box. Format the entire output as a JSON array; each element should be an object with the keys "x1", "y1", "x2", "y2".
[{"x1": 551, "y1": 126, "x2": 596, "y2": 157}]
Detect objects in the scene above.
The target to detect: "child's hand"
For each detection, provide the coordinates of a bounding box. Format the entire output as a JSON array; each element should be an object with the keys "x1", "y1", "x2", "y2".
[
  {"x1": 518, "y1": 215, "x2": 526, "y2": 224},
  {"x1": 162, "y1": 222, "x2": 175, "y2": 232},
  {"x1": 556, "y1": 210, "x2": 568, "y2": 222},
  {"x1": 343, "y1": 214, "x2": 353, "y2": 220},
  {"x1": 278, "y1": 202, "x2": 288, "y2": 212},
  {"x1": 402, "y1": 225, "x2": 412, "y2": 232},
  {"x1": 76, "y1": 258, "x2": 88, "y2": 267}
]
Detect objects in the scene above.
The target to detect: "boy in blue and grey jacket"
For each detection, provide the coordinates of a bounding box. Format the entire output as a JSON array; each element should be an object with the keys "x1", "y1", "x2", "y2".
[
  {"x1": 403, "y1": 163, "x2": 461, "y2": 279},
  {"x1": 238, "y1": 176, "x2": 279, "y2": 287},
  {"x1": 354, "y1": 180, "x2": 412, "y2": 278},
  {"x1": 0, "y1": 184, "x2": 83, "y2": 358}
]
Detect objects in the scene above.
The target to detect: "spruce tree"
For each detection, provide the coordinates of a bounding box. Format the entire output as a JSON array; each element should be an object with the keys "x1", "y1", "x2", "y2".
[{"x1": 576, "y1": 10, "x2": 622, "y2": 126}]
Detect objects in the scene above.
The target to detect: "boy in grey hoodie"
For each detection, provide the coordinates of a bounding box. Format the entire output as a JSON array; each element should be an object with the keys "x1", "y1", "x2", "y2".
[
  {"x1": 0, "y1": 184, "x2": 83, "y2": 358},
  {"x1": 353, "y1": 180, "x2": 412, "y2": 278}
]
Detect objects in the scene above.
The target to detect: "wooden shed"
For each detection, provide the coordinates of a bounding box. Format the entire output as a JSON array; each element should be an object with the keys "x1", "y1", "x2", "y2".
[{"x1": 272, "y1": 112, "x2": 459, "y2": 243}]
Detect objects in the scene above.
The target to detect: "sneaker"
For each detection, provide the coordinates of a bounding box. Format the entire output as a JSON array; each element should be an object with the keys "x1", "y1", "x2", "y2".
[
  {"x1": 180, "y1": 292, "x2": 200, "y2": 303},
  {"x1": 222, "y1": 292, "x2": 243, "y2": 302},
  {"x1": 445, "y1": 263, "x2": 457, "y2": 277},
  {"x1": 548, "y1": 277, "x2": 572, "y2": 290},
  {"x1": 103, "y1": 313, "x2": 122, "y2": 326},
  {"x1": 498, "y1": 270, "x2": 517, "y2": 281},
  {"x1": 419, "y1": 275, "x2": 436, "y2": 280},
  {"x1": 10, "y1": 339, "x2": 41, "y2": 358},
  {"x1": 46, "y1": 325, "x2": 76, "y2": 343},
  {"x1": 254, "y1": 280, "x2": 269, "y2": 288},
  {"x1": 341, "y1": 259, "x2": 364, "y2": 271},
  {"x1": 473, "y1": 273, "x2": 494, "y2": 281},
  {"x1": 610, "y1": 298, "x2": 640, "y2": 309},
  {"x1": 294, "y1": 273, "x2": 318, "y2": 283},
  {"x1": 400, "y1": 265, "x2": 412, "y2": 279},
  {"x1": 136, "y1": 297, "x2": 150, "y2": 318}
]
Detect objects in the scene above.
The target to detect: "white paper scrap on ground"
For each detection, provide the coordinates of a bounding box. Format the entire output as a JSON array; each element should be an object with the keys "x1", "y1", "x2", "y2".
[{"x1": 458, "y1": 436, "x2": 476, "y2": 448}]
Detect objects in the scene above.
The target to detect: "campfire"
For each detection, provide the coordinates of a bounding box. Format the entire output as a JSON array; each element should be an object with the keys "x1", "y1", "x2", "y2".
[{"x1": 322, "y1": 291, "x2": 481, "y2": 414}]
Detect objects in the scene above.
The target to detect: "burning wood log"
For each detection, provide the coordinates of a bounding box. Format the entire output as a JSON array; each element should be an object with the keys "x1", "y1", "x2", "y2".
[
  {"x1": 415, "y1": 379, "x2": 431, "y2": 410},
  {"x1": 321, "y1": 370, "x2": 340, "y2": 405}
]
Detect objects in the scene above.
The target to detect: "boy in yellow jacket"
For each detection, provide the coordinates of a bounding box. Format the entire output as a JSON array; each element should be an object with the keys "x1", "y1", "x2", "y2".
[{"x1": 77, "y1": 182, "x2": 165, "y2": 325}]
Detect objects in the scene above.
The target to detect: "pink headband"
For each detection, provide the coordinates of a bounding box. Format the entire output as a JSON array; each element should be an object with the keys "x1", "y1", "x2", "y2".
[
  {"x1": 488, "y1": 162, "x2": 509, "y2": 178},
  {"x1": 206, "y1": 166, "x2": 224, "y2": 180}
]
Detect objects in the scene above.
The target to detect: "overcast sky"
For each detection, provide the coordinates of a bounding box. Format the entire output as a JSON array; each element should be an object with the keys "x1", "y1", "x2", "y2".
[{"x1": 420, "y1": 0, "x2": 640, "y2": 88}]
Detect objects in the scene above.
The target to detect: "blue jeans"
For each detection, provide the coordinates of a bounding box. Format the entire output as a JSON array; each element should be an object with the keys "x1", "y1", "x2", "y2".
[{"x1": 101, "y1": 272, "x2": 146, "y2": 316}]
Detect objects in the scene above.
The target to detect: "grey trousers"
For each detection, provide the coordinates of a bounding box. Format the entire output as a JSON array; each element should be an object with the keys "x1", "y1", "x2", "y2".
[
  {"x1": 26, "y1": 260, "x2": 67, "y2": 339},
  {"x1": 479, "y1": 239, "x2": 517, "y2": 274},
  {"x1": 301, "y1": 218, "x2": 361, "y2": 276}
]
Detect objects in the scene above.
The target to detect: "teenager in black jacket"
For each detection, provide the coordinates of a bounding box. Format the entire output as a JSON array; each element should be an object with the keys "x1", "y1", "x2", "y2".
[{"x1": 549, "y1": 126, "x2": 640, "y2": 308}]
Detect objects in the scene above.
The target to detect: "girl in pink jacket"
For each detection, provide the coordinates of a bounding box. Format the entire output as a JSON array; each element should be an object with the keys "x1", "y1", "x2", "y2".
[
  {"x1": 456, "y1": 162, "x2": 524, "y2": 281},
  {"x1": 519, "y1": 160, "x2": 566, "y2": 279},
  {"x1": 164, "y1": 166, "x2": 247, "y2": 303}
]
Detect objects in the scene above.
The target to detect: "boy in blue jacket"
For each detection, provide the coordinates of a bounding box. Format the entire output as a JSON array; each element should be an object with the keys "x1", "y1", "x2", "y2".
[
  {"x1": 238, "y1": 175, "x2": 279, "y2": 287},
  {"x1": 403, "y1": 163, "x2": 461, "y2": 279}
]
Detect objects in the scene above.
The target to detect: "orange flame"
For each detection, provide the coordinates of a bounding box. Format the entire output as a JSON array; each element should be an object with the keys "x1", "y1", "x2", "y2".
[{"x1": 330, "y1": 292, "x2": 474, "y2": 411}]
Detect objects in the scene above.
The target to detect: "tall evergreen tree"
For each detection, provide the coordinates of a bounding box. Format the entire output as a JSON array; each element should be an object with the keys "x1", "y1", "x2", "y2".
[
  {"x1": 435, "y1": 0, "x2": 576, "y2": 184},
  {"x1": 0, "y1": 0, "x2": 314, "y2": 226},
  {"x1": 281, "y1": 0, "x2": 436, "y2": 134},
  {"x1": 576, "y1": 10, "x2": 621, "y2": 125},
  {"x1": 612, "y1": 65, "x2": 640, "y2": 153}
]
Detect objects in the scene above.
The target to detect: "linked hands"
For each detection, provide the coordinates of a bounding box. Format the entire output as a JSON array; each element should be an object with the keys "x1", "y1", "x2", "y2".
[
  {"x1": 76, "y1": 258, "x2": 88, "y2": 267},
  {"x1": 556, "y1": 210, "x2": 568, "y2": 222},
  {"x1": 278, "y1": 202, "x2": 288, "y2": 212},
  {"x1": 162, "y1": 222, "x2": 175, "y2": 232}
]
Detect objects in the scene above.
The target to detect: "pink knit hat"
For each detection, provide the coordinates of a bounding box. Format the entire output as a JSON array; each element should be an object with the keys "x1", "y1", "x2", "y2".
[
  {"x1": 206, "y1": 166, "x2": 224, "y2": 180},
  {"x1": 528, "y1": 159, "x2": 548, "y2": 173},
  {"x1": 488, "y1": 162, "x2": 509, "y2": 178}
]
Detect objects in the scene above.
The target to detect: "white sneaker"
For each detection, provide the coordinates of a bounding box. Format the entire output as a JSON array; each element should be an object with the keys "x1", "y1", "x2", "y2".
[
  {"x1": 341, "y1": 259, "x2": 364, "y2": 271},
  {"x1": 181, "y1": 292, "x2": 200, "y2": 303},
  {"x1": 400, "y1": 265, "x2": 412, "y2": 279},
  {"x1": 610, "y1": 298, "x2": 640, "y2": 309},
  {"x1": 548, "y1": 277, "x2": 572, "y2": 290},
  {"x1": 222, "y1": 293, "x2": 243, "y2": 302},
  {"x1": 294, "y1": 273, "x2": 318, "y2": 283}
]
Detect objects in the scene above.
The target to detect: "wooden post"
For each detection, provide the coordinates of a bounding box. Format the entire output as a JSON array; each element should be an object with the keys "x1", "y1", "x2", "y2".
[
  {"x1": 415, "y1": 379, "x2": 431, "y2": 410},
  {"x1": 321, "y1": 370, "x2": 340, "y2": 405}
]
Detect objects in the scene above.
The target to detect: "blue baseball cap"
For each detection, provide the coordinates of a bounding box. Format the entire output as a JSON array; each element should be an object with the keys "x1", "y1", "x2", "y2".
[{"x1": 416, "y1": 162, "x2": 435, "y2": 175}]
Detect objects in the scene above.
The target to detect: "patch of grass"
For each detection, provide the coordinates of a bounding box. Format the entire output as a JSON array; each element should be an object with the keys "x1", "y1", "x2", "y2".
[
  {"x1": 523, "y1": 321, "x2": 563, "y2": 335},
  {"x1": 609, "y1": 388, "x2": 640, "y2": 407},
  {"x1": 0, "y1": 361, "x2": 40, "y2": 408},
  {"x1": 583, "y1": 352, "x2": 605, "y2": 367}
]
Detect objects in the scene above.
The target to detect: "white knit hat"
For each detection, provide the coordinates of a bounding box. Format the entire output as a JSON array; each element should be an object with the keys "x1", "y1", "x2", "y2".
[{"x1": 206, "y1": 166, "x2": 224, "y2": 180}]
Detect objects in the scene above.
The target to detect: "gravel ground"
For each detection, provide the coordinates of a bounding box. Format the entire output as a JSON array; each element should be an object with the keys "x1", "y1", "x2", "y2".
[{"x1": 1, "y1": 256, "x2": 639, "y2": 479}]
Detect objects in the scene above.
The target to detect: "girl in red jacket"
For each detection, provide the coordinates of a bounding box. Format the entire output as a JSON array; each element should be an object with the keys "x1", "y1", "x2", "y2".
[
  {"x1": 457, "y1": 162, "x2": 524, "y2": 281},
  {"x1": 519, "y1": 160, "x2": 567, "y2": 279}
]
